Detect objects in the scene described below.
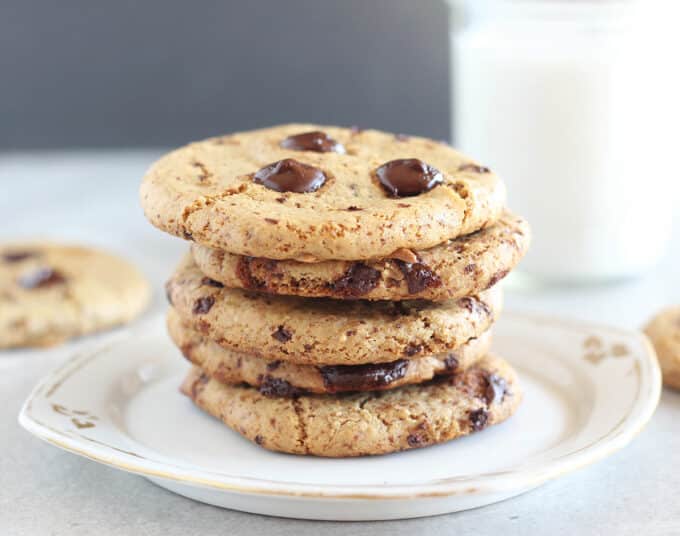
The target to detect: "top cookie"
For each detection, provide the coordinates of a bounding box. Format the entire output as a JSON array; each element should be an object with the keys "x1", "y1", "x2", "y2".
[
  {"x1": 140, "y1": 124, "x2": 505, "y2": 261},
  {"x1": 0, "y1": 243, "x2": 150, "y2": 348}
]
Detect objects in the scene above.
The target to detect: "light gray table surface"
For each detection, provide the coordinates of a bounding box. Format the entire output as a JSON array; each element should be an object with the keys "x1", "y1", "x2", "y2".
[{"x1": 1, "y1": 151, "x2": 679, "y2": 535}]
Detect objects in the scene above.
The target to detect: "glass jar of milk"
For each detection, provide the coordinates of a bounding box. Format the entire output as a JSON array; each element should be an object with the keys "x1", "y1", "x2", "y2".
[{"x1": 450, "y1": 0, "x2": 679, "y2": 282}]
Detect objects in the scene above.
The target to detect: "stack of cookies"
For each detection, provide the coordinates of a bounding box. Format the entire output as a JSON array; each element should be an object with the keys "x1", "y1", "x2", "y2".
[{"x1": 140, "y1": 124, "x2": 530, "y2": 457}]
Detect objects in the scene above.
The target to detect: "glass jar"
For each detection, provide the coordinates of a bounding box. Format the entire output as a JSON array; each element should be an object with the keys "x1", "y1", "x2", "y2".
[{"x1": 449, "y1": 0, "x2": 680, "y2": 282}]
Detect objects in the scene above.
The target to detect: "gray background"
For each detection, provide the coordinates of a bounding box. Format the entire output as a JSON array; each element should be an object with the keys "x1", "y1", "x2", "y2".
[{"x1": 0, "y1": 0, "x2": 450, "y2": 149}]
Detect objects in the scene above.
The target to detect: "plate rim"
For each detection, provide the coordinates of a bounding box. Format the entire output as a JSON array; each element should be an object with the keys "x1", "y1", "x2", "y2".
[{"x1": 18, "y1": 311, "x2": 661, "y2": 500}]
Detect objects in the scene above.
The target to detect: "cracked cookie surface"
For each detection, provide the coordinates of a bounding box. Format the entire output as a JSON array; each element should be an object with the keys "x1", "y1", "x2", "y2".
[
  {"x1": 192, "y1": 210, "x2": 529, "y2": 301},
  {"x1": 644, "y1": 306, "x2": 680, "y2": 389},
  {"x1": 168, "y1": 307, "x2": 492, "y2": 394},
  {"x1": 140, "y1": 124, "x2": 505, "y2": 261},
  {"x1": 0, "y1": 243, "x2": 150, "y2": 348},
  {"x1": 166, "y1": 254, "x2": 503, "y2": 365},
  {"x1": 181, "y1": 353, "x2": 521, "y2": 457}
]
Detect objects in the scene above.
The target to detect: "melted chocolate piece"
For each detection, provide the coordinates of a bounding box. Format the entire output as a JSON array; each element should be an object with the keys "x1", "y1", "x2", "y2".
[
  {"x1": 331, "y1": 263, "x2": 381, "y2": 297},
  {"x1": 18, "y1": 267, "x2": 65, "y2": 289},
  {"x1": 375, "y1": 159, "x2": 442, "y2": 197},
  {"x1": 319, "y1": 359, "x2": 409, "y2": 393},
  {"x1": 272, "y1": 325, "x2": 292, "y2": 343},
  {"x1": 394, "y1": 260, "x2": 442, "y2": 294},
  {"x1": 253, "y1": 159, "x2": 326, "y2": 193},
  {"x1": 258, "y1": 376, "x2": 303, "y2": 398},
  {"x1": 201, "y1": 277, "x2": 224, "y2": 288},
  {"x1": 192, "y1": 296, "x2": 215, "y2": 315},
  {"x1": 469, "y1": 408, "x2": 489, "y2": 431},
  {"x1": 254, "y1": 434, "x2": 264, "y2": 445},
  {"x1": 3, "y1": 251, "x2": 38, "y2": 263},
  {"x1": 485, "y1": 373, "x2": 508, "y2": 404},
  {"x1": 280, "y1": 131, "x2": 345, "y2": 154}
]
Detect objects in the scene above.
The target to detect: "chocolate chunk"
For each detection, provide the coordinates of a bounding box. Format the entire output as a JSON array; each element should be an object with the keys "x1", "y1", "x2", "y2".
[
  {"x1": 258, "y1": 376, "x2": 303, "y2": 398},
  {"x1": 444, "y1": 353, "x2": 459, "y2": 371},
  {"x1": 180, "y1": 342, "x2": 195, "y2": 360},
  {"x1": 486, "y1": 269, "x2": 510, "y2": 289},
  {"x1": 280, "y1": 131, "x2": 346, "y2": 154},
  {"x1": 458, "y1": 163, "x2": 491, "y2": 174},
  {"x1": 235, "y1": 257, "x2": 280, "y2": 292},
  {"x1": 394, "y1": 260, "x2": 442, "y2": 294},
  {"x1": 235, "y1": 257, "x2": 260, "y2": 290},
  {"x1": 375, "y1": 159, "x2": 443, "y2": 197},
  {"x1": 254, "y1": 434, "x2": 264, "y2": 445},
  {"x1": 191, "y1": 373, "x2": 210, "y2": 398},
  {"x1": 201, "y1": 277, "x2": 224, "y2": 288},
  {"x1": 331, "y1": 263, "x2": 381, "y2": 297},
  {"x1": 346, "y1": 206, "x2": 363, "y2": 211},
  {"x1": 319, "y1": 359, "x2": 409, "y2": 393},
  {"x1": 407, "y1": 433, "x2": 426, "y2": 447},
  {"x1": 264, "y1": 218, "x2": 279, "y2": 225},
  {"x1": 253, "y1": 159, "x2": 326, "y2": 193},
  {"x1": 18, "y1": 267, "x2": 66, "y2": 289},
  {"x1": 485, "y1": 373, "x2": 508, "y2": 404},
  {"x1": 272, "y1": 325, "x2": 292, "y2": 343},
  {"x1": 463, "y1": 263, "x2": 477, "y2": 275},
  {"x1": 3, "y1": 251, "x2": 38, "y2": 263},
  {"x1": 182, "y1": 230, "x2": 194, "y2": 241},
  {"x1": 469, "y1": 408, "x2": 489, "y2": 431},
  {"x1": 266, "y1": 360, "x2": 282, "y2": 372},
  {"x1": 404, "y1": 343, "x2": 423, "y2": 357},
  {"x1": 458, "y1": 296, "x2": 491, "y2": 317},
  {"x1": 192, "y1": 296, "x2": 215, "y2": 315}
]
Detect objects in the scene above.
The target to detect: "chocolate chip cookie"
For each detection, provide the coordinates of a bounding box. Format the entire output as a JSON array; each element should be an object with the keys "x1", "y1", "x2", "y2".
[
  {"x1": 140, "y1": 124, "x2": 505, "y2": 261},
  {"x1": 644, "y1": 306, "x2": 680, "y2": 389},
  {"x1": 181, "y1": 353, "x2": 520, "y2": 457},
  {"x1": 192, "y1": 210, "x2": 529, "y2": 301},
  {"x1": 0, "y1": 243, "x2": 150, "y2": 348},
  {"x1": 167, "y1": 308, "x2": 492, "y2": 394},
  {"x1": 166, "y1": 254, "x2": 502, "y2": 365}
]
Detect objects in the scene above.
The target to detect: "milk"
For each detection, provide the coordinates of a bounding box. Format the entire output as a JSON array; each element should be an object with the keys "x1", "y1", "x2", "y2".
[{"x1": 450, "y1": 0, "x2": 679, "y2": 282}]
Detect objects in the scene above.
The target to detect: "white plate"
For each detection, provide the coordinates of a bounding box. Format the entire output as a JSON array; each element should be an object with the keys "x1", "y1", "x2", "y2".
[{"x1": 19, "y1": 312, "x2": 660, "y2": 521}]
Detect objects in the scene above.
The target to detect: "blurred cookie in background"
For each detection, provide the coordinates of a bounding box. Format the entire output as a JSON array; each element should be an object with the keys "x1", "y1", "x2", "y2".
[
  {"x1": 0, "y1": 243, "x2": 150, "y2": 348},
  {"x1": 645, "y1": 307, "x2": 680, "y2": 389}
]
